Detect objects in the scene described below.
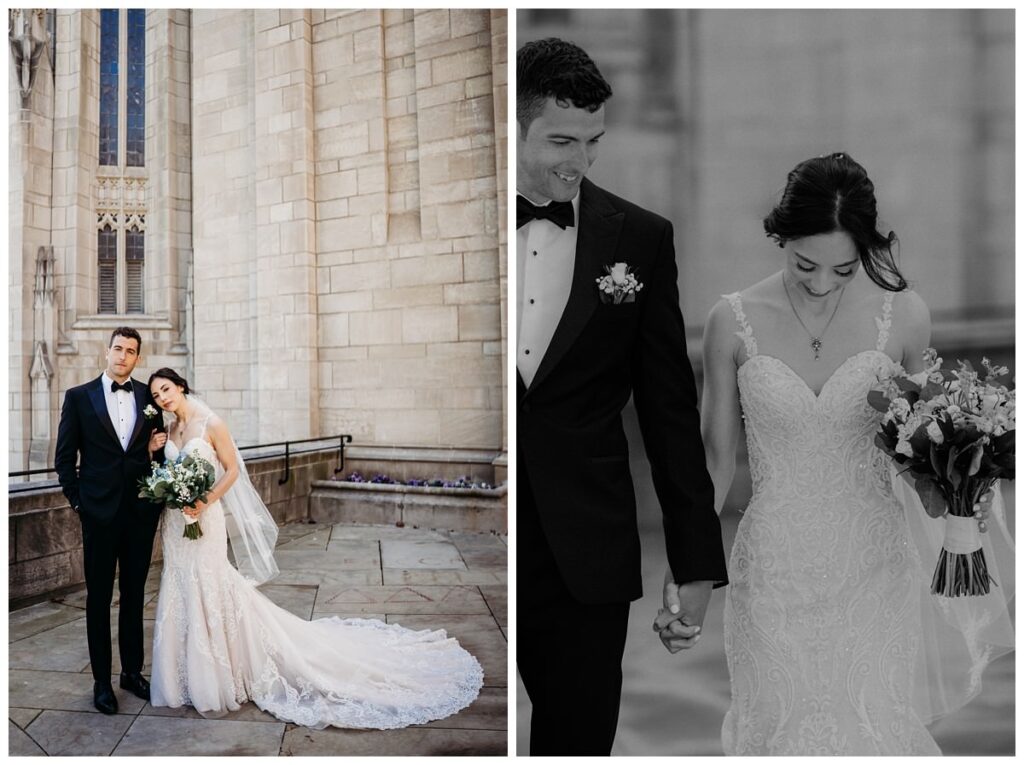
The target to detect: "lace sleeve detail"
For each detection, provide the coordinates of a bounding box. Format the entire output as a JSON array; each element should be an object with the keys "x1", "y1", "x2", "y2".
[
  {"x1": 875, "y1": 291, "x2": 895, "y2": 352},
  {"x1": 723, "y1": 292, "x2": 758, "y2": 358}
]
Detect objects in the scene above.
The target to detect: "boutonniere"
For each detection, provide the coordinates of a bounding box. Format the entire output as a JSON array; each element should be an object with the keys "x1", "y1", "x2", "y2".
[
  {"x1": 143, "y1": 405, "x2": 159, "y2": 420},
  {"x1": 596, "y1": 262, "x2": 643, "y2": 304}
]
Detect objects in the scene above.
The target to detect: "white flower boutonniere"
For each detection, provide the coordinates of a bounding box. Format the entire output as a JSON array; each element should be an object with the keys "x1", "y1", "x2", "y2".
[
  {"x1": 596, "y1": 262, "x2": 643, "y2": 304},
  {"x1": 143, "y1": 404, "x2": 159, "y2": 420}
]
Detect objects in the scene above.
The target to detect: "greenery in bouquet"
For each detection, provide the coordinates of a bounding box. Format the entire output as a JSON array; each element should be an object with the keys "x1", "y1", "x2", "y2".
[
  {"x1": 868, "y1": 348, "x2": 1014, "y2": 596},
  {"x1": 138, "y1": 453, "x2": 217, "y2": 540}
]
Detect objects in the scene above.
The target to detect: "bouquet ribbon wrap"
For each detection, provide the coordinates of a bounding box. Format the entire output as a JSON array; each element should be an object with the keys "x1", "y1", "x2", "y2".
[{"x1": 942, "y1": 514, "x2": 983, "y2": 555}]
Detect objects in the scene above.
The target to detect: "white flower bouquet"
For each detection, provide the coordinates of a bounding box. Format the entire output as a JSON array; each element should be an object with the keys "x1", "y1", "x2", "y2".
[
  {"x1": 868, "y1": 348, "x2": 1015, "y2": 596},
  {"x1": 138, "y1": 453, "x2": 217, "y2": 540}
]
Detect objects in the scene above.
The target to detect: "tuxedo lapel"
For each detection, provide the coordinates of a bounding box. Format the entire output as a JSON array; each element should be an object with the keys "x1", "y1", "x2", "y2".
[
  {"x1": 87, "y1": 376, "x2": 121, "y2": 447},
  {"x1": 127, "y1": 378, "x2": 147, "y2": 449},
  {"x1": 527, "y1": 179, "x2": 624, "y2": 393}
]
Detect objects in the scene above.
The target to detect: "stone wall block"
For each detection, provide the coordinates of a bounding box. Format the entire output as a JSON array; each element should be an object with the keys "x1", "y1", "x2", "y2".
[
  {"x1": 350, "y1": 309, "x2": 403, "y2": 345},
  {"x1": 390, "y1": 253, "x2": 463, "y2": 287},
  {"x1": 413, "y1": 10, "x2": 451, "y2": 47},
  {"x1": 458, "y1": 303, "x2": 502, "y2": 342},
  {"x1": 402, "y1": 305, "x2": 459, "y2": 344}
]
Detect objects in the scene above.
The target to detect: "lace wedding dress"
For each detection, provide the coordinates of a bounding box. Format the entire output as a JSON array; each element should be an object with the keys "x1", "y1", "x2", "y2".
[
  {"x1": 149, "y1": 423, "x2": 483, "y2": 729},
  {"x1": 720, "y1": 291, "x2": 942, "y2": 755}
]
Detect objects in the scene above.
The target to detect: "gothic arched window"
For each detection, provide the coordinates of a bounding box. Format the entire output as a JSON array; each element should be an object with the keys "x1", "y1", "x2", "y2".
[{"x1": 96, "y1": 8, "x2": 146, "y2": 315}]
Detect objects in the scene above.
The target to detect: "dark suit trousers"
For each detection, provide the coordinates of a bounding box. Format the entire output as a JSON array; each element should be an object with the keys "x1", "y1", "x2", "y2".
[
  {"x1": 80, "y1": 500, "x2": 159, "y2": 682},
  {"x1": 518, "y1": 456, "x2": 630, "y2": 756}
]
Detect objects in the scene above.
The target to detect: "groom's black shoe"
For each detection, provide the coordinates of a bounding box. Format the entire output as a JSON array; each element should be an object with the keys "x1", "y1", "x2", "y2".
[
  {"x1": 93, "y1": 681, "x2": 118, "y2": 714},
  {"x1": 119, "y1": 671, "x2": 151, "y2": 701}
]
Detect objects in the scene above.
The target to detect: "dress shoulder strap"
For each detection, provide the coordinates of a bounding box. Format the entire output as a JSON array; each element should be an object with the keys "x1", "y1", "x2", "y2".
[
  {"x1": 723, "y1": 292, "x2": 758, "y2": 359},
  {"x1": 875, "y1": 291, "x2": 896, "y2": 352}
]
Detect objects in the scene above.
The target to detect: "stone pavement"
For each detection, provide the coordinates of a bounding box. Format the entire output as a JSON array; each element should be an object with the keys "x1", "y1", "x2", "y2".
[{"x1": 9, "y1": 522, "x2": 507, "y2": 756}]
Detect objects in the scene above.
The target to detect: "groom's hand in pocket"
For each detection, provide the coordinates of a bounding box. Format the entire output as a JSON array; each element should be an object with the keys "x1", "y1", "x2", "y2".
[{"x1": 653, "y1": 575, "x2": 712, "y2": 653}]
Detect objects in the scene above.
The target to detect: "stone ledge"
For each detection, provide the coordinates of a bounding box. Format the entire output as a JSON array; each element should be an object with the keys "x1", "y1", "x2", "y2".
[
  {"x1": 343, "y1": 445, "x2": 503, "y2": 484},
  {"x1": 310, "y1": 480, "x2": 506, "y2": 533}
]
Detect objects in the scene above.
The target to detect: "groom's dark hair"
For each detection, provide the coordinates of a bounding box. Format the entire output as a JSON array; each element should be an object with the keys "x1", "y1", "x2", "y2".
[
  {"x1": 517, "y1": 38, "x2": 612, "y2": 131},
  {"x1": 109, "y1": 326, "x2": 142, "y2": 352}
]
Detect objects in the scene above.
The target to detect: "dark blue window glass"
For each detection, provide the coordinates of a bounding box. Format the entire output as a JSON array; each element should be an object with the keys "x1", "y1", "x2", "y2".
[
  {"x1": 99, "y1": 9, "x2": 119, "y2": 166},
  {"x1": 126, "y1": 9, "x2": 145, "y2": 167}
]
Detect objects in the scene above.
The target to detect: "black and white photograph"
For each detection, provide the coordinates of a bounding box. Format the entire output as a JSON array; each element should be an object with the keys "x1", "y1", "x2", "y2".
[
  {"x1": 9, "y1": 8, "x2": 507, "y2": 756},
  {"x1": 515, "y1": 8, "x2": 1014, "y2": 757}
]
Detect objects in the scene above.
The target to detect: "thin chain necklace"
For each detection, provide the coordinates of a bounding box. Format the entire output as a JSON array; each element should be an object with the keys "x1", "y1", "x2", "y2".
[
  {"x1": 782, "y1": 273, "x2": 845, "y2": 361},
  {"x1": 173, "y1": 403, "x2": 196, "y2": 445}
]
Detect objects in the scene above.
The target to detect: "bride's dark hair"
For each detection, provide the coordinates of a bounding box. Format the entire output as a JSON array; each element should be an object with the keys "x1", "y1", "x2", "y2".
[
  {"x1": 764, "y1": 152, "x2": 908, "y2": 292},
  {"x1": 148, "y1": 367, "x2": 191, "y2": 394}
]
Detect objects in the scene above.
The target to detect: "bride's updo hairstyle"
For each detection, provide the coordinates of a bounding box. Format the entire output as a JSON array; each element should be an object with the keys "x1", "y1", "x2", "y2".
[
  {"x1": 764, "y1": 152, "x2": 908, "y2": 292},
  {"x1": 148, "y1": 367, "x2": 191, "y2": 394}
]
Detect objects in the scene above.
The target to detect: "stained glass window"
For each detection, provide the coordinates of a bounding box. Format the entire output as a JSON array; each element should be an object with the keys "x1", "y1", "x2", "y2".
[
  {"x1": 125, "y1": 227, "x2": 144, "y2": 313},
  {"x1": 98, "y1": 226, "x2": 117, "y2": 313},
  {"x1": 125, "y1": 9, "x2": 145, "y2": 167},
  {"x1": 99, "y1": 9, "x2": 119, "y2": 166}
]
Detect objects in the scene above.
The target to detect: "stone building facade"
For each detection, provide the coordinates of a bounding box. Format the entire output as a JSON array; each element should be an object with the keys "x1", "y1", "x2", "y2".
[{"x1": 10, "y1": 8, "x2": 508, "y2": 471}]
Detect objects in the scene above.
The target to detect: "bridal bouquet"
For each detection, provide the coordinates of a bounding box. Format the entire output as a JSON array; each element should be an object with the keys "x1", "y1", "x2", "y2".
[
  {"x1": 868, "y1": 348, "x2": 1015, "y2": 597},
  {"x1": 138, "y1": 453, "x2": 217, "y2": 540}
]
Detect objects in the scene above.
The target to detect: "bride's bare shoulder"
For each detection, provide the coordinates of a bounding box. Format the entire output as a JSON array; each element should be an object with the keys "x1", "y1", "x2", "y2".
[
  {"x1": 734, "y1": 271, "x2": 785, "y2": 310},
  {"x1": 204, "y1": 412, "x2": 232, "y2": 440}
]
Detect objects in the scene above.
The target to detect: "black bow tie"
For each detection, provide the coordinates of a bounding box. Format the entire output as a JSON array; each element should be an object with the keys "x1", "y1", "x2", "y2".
[
  {"x1": 111, "y1": 380, "x2": 133, "y2": 393},
  {"x1": 517, "y1": 195, "x2": 575, "y2": 230}
]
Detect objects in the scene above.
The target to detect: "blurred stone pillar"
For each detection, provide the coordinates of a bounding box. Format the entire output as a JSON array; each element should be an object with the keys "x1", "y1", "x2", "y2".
[{"x1": 962, "y1": 9, "x2": 1014, "y2": 313}]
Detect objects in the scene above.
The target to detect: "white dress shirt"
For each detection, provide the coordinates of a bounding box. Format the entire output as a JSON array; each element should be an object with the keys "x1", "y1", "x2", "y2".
[
  {"x1": 516, "y1": 191, "x2": 581, "y2": 387},
  {"x1": 102, "y1": 371, "x2": 137, "y2": 451}
]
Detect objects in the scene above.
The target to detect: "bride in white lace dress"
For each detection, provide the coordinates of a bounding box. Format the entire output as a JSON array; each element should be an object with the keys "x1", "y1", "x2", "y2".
[
  {"x1": 144, "y1": 368, "x2": 483, "y2": 729},
  {"x1": 663, "y1": 153, "x2": 1013, "y2": 755}
]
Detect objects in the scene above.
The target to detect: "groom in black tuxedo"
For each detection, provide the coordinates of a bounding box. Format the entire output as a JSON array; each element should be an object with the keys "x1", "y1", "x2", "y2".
[
  {"x1": 55, "y1": 327, "x2": 164, "y2": 714},
  {"x1": 516, "y1": 39, "x2": 728, "y2": 755}
]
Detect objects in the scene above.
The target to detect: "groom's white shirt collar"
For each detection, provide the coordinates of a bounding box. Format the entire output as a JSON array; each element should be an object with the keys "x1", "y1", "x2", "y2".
[
  {"x1": 101, "y1": 371, "x2": 137, "y2": 450},
  {"x1": 516, "y1": 189, "x2": 581, "y2": 387}
]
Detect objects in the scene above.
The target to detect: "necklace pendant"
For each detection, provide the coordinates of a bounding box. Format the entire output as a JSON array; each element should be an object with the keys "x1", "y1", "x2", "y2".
[{"x1": 811, "y1": 337, "x2": 822, "y2": 360}]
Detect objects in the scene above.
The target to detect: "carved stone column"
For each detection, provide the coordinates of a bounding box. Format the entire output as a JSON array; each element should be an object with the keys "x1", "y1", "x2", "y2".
[
  {"x1": 9, "y1": 9, "x2": 49, "y2": 113},
  {"x1": 29, "y1": 245, "x2": 56, "y2": 469}
]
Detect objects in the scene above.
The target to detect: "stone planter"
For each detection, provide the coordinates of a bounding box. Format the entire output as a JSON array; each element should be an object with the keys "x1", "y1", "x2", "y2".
[{"x1": 310, "y1": 479, "x2": 507, "y2": 533}]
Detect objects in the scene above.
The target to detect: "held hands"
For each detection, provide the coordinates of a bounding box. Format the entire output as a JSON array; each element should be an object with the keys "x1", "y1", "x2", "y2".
[{"x1": 653, "y1": 571, "x2": 713, "y2": 654}]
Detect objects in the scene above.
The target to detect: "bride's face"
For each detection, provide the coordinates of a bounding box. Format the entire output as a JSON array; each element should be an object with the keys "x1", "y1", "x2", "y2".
[
  {"x1": 150, "y1": 377, "x2": 186, "y2": 413},
  {"x1": 784, "y1": 231, "x2": 861, "y2": 302}
]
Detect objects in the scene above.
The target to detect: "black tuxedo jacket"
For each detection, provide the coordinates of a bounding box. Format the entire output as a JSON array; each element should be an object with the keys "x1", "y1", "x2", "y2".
[
  {"x1": 55, "y1": 375, "x2": 164, "y2": 525},
  {"x1": 519, "y1": 178, "x2": 728, "y2": 604}
]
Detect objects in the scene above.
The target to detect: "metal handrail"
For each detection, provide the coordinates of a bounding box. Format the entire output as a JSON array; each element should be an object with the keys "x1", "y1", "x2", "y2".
[{"x1": 8, "y1": 434, "x2": 354, "y2": 494}]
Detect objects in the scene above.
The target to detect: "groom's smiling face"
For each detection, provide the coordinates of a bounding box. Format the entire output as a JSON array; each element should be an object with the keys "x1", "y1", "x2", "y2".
[{"x1": 518, "y1": 97, "x2": 605, "y2": 204}]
